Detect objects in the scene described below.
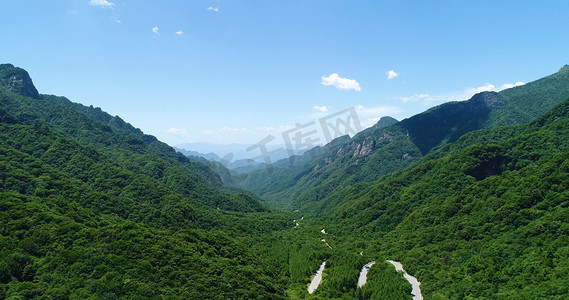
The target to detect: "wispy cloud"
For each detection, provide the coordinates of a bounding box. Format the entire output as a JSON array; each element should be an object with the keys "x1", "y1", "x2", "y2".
[
  {"x1": 202, "y1": 127, "x2": 249, "y2": 143},
  {"x1": 355, "y1": 105, "x2": 403, "y2": 129},
  {"x1": 499, "y1": 82, "x2": 525, "y2": 90},
  {"x1": 355, "y1": 105, "x2": 402, "y2": 118},
  {"x1": 321, "y1": 73, "x2": 362, "y2": 91},
  {"x1": 203, "y1": 127, "x2": 249, "y2": 135},
  {"x1": 175, "y1": 30, "x2": 184, "y2": 35},
  {"x1": 207, "y1": 6, "x2": 219, "y2": 12},
  {"x1": 387, "y1": 70, "x2": 398, "y2": 80},
  {"x1": 464, "y1": 82, "x2": 526, "y2": 97},
  {"x1": 257, "y1": 126, "x2": 276, "y2": 131},
  {"x1": 203, "y1": 129, "x2": 218, "y2": 136},
  {"x1": 166, "y1": 128, "x2": 192, "y2": 141},
  {"x1": 257, "y1": 125, "x2": 295, "y2": 132},
  {"x1": 89, "y1": 0, "x2": 114, "y2": 8},
  {"x1": 395, "y1": 81, "x2": 526, "y2": 105},
  {"x1": 464, "y1": 83, "x2": 497, "y2": 95},
  {"x1": 152, "y1": 27, "x2": 159, "y2": 34},
  {"x1": 313, "y1": 106, "x2": 329, "y2": 112},
  {"x1": 396, "y1": 93, "x2": 431, "y2": 103},
  {"x1": 220, "y1": 127, "x2": 248, "y2": 134},
  {"x1": 311, "y1": 105, "x2": 330, "y2": 118}
]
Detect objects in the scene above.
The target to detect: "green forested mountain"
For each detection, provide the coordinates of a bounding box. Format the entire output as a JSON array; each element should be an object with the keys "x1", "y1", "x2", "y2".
[
  {"x1": 0, "y1": 64, "x2": 264, "y2": 214},
  {"x1": 237, "y1": 66, "x2": 569, "y2": 213},
  {"x1": 0, "y1": 64, "x2": 291, "y2": 299},
  {"x1": 235, "y1": 115, "x2": 415, "y2": 209},
  {"x1": 3, "y1": 63, "x2": 569, "y2": 299},
  {"x1": 402, "y1": 64, "x2": 569, "y2": 155},
  {"x1": 324, "y1": 96, "x2": 569, "y2": 298}
]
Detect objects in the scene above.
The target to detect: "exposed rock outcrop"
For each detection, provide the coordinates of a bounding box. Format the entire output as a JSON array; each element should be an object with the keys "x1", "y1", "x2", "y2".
[{"x1": 0, "y1": 63, "x2": 40, "y2": 99}]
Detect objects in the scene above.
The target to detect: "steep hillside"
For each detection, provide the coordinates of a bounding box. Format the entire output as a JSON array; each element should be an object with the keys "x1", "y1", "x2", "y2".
[
  {"x1": 238, "y1": 66, "x2": 569, "y2": 212},
  {"x1": 0, "y1": 64, "x2": 290, "y2": 299},
  {"x1": 403, "y1": 65, "x2": 569, "y2": 155},
  {"x1": 0, "y1": 64, "x2": 264, "y2": 213},
  {"x1": 236, "y1": 116, "x2": 412, "y2": 207},
  {"x1": 325, "y1": 97, "x2": 569, "y2": 298}
]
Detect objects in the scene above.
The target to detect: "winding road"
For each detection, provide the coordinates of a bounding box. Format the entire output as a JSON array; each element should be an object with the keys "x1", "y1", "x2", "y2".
[
  {"x1": 386, "y1": 260, "x2": 422, "y2": 300},
  {"x1": 308, "y1": 261, "x2": 326, "y2": 294},
  {"x1": 357, "y1": 261, "x2": 376, "y2": 287},
  {"x1": 294, "y1": 219, "x2": 422, "y2": 298}
]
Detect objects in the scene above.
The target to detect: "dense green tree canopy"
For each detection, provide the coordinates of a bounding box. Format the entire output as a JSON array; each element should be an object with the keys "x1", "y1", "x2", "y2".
[{"x1": 3, "y1": 63, "x2": 569, "y2": 299}]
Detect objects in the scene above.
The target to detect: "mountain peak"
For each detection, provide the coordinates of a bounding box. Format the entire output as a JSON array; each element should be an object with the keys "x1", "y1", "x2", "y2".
[
  {"x1": 371, "y1": 116, "x2": 399, "y2": 130},
  {"x1": 377, "y1": 115, "x2": 398, "y2": 125},
  {"x1": 469, "y1": 91, "x2": 502, "y2": 108},
  {"x1": 0, "y1": 63, "x2": 40, "y2": 99},
  {"x1": 559, "y1": 64, "x2": 569, "y2": 73}
]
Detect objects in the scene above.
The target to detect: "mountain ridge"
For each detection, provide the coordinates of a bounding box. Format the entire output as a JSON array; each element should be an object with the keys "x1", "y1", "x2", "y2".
[
  {"x1": 236, "y1": 65, "x2": 569, "y2": 212},
  {"x1": 3, "y1": 62, "x2": 569, "y2": 299},
  {"x1": 327, "y1": 96, "x2": 569, "y2": 297}
]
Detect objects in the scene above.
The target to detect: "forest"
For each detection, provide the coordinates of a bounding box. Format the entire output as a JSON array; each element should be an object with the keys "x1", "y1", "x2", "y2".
[{"x1": 2, "y1": 63, "x2": 569, "y2": 299}]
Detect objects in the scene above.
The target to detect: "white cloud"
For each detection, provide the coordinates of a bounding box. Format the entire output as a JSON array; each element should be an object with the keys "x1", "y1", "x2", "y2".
[
  {"x1": 207, "y1": 6, "x2": 219, "y2": 12},
  {"x1": 175, "y1": 30, "x2": 184, "y2": 35},
  {"x1": 464, "y1": 82, "x2": 525, "y2": 98},
  {"x1": 321, "y1": 73, "x2": 362, "y2": 91},
  {"x1": 394, "y1": 81, "x2": 526, "y2": 105},
  {"x1": 89, "y1": 0, "x2": 114, "y2": 8},
  {"x1": 465, "y1": 83, "x2": 497, "y2": 95},
  {"x1": 353, "y1": 105, "x2": 403, "y2": 129},
  {"x1": 203, "y1": 129, "x2": 218, "y2": 136},
  {"x1": 313, "y1": 106, "x2": 328, "y2": 112},
  {"x1": 202, "y1": 127, "x2": 250, "y2": 143},
  {"x1": 152, "y1": 27, "x2": 159, "y2": 34},
  {"x1": 396, "y1": 93, "x2": 431, "y2": 103},
  {"x1": 355, "y1": 104, "x2": 402, "y2": 118},
  {"x1": 220, "y1": 127, "x2": 248, "y2": 134},
  {"x1": 166, "y1": 128, "x2": 192, "y2": 141},
  {"x1": 257, "y1": 125, "x2": 295, "y2": 132},
  {"x1": 114, "y1": 19, "x2": 121, "y2": 24},
  {"x1": 361, "y1": 117, "x2": 382, "y2": 129},
  {"x1": 387, "y1": 70, "x2": 398, "y2": 80},
  {"x1": 311, "y1": 105, "x2": 331, "y2": 118},
  {"x1": 500, "y1": 82, "x2": 525, "y2": 90},
  {"x1": 395, "y1": 92, "x2": 458, "y2": 105}
]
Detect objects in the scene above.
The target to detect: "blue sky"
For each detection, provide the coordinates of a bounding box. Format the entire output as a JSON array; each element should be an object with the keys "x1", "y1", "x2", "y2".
[{"x1": 2, "y1": 0, "x2": 569, "y2": 148}]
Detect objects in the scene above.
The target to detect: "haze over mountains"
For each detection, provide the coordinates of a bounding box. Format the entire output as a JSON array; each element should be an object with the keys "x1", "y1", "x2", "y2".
[
  {"x1": 2, "y1": 63, "x2": 569, "y2": 299},
  {"x1": 174, "y1": 142, "x2": 293, "y2": 174}
]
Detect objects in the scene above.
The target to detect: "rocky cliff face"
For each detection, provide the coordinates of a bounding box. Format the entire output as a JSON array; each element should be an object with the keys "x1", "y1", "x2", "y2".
[
  {"x1": 0, "y1": 64, "x2": 40, "y2": 99},
  {"x1": 323, "y1": 117, "x2": 399, "y2": 164},
  {"x1": 469, "y1": 91, "x2": 504, "y2": 109}
]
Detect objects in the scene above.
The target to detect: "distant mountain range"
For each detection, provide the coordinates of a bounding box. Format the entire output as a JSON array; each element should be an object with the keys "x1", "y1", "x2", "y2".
[
  {"x1": 175, "y1": 142, "x2": 309, "y2": 173},
  {"x1": 176, "y1": 142, "x2": 291, "y2": 160}
]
